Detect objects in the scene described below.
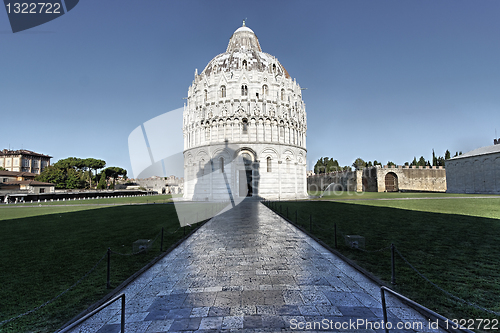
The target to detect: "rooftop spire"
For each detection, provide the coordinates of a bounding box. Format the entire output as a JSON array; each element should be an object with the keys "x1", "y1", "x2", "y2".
[{"x1": 242, "y1": 19, "x2": 246, "y2": 27}]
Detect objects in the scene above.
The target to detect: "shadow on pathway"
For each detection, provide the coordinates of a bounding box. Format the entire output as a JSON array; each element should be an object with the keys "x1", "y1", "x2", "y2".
[{"x1": 68, "y1": 198, "x2": 445, "y2": 332}]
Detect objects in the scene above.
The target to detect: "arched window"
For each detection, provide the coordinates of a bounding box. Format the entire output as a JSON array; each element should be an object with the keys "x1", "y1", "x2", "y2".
[
  {"x1": 281, "y1": 89, "x2": 285, "y2": 101},
  {"x1": 262, "y1": 85, "x2": 268, "y2": 97},
  {"x1": 242, "y1": 118, "x2": 248, "y2": 134},
  {"x1": 272, "y1": 64, "x2": 276, "y2": 72},
  {"x1": 242, "y1": 60, "x2": 247, "y2": 70},
  {"x1": 267, "y1": 157, "x2": 272, "y2": 172},
  {"x1": 204, "y1": 90, "x2": 208, "y2": 102},
  {"x1": 221, "y1": 86, "x2": 226, "y2": 98},
  {"x1": 241, "y1": 85, "x2": 248, "y2": 96},
  {"x1": 286, "y1": 158, "x2": 291, "y2": 173}
]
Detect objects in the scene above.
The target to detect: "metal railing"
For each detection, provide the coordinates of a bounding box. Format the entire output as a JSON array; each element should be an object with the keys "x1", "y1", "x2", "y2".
[
  {"x1": 380, "y1": 286, "x2": 473, "y2": 333},
  {"x1": 57, "y1": 293, "x2": 125, "y2": 333}
]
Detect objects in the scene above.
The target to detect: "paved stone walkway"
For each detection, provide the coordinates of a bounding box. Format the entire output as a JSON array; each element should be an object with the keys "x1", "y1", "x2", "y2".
[{"x1": 69, "y1": 199, "x2": 445, "y2": 332}]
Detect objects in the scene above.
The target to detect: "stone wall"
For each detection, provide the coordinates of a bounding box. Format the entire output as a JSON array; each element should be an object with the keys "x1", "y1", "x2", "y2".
[
  {"x1": 308, "y1": 165, "x2": 446, "y2": 193},
  {"x1": 125, "y1": 176, "x2": 184, "y2": 194},
  {"x1": 307, "y1": 170, "x2": 357, "y2": 193},
  {"x1": 446, "y1": 151, "x2": 500, "y2": 194}
]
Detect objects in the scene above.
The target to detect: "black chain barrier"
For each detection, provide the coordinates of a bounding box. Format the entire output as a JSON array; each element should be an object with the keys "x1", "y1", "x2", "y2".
[{"x1": 0, "y1": 251, "x2": 108, "y2": 328}]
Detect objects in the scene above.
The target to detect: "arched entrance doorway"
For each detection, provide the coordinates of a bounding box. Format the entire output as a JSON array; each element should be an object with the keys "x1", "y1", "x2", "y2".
[
  {"x1": 385, "y1": 172, "x2": 398, "y2": 192},
  {"x1": 237, "y1": 152, "x2": 254, "y2": 197}
]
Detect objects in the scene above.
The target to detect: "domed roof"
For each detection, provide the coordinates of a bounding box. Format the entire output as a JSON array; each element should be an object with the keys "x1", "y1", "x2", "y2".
[{"x1": 201, "y1": 22, "x2": 290, "y2": 78}]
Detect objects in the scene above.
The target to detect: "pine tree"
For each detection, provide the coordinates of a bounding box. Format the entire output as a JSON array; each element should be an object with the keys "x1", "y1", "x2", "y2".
[{"x1": 97, "y1": 173, "x2": 107, "y2": 189}]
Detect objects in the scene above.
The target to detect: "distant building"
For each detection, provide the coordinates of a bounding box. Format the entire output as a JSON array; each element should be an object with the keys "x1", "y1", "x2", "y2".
[
  {"x1": 0, "y1": 170, "x2": 37, "y2": 182},
  {"x1": 0, "y1": 149, "x2": 52, "y2": 174},
  {"x1": 0, "y1": 170, "x2": 55, "y2": 202},
  {"x1": 1, "y1": 180, "x2": 55, "y2": 195},
  {"x1": 446, "y1": 143, "x2": 500, "y2": 194}
]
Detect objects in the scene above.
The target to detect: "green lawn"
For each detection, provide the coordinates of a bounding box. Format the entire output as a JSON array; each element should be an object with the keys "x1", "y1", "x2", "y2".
[
  {"x1": 266, "y1": 196, "x2": 500, "y2": 325},
  {"x1": 5, "y1": 193, "x2": 173, "y2": 207},
  {"x1": 308, "y1": 190, "x2": 494, "y2": 200},
  {"x1": 0, "y1": 199, "x2": 203, "y2": 333}
]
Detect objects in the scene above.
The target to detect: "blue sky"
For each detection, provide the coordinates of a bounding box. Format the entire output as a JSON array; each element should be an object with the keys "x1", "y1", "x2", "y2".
[{"x1": 1, "y1": 0, "x2": 499, "y2": 177}]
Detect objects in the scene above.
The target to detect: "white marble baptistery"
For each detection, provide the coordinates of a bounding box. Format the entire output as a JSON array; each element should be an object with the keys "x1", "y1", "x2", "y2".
[{"x1": 183, "y1": 22, "x2": 307, "y2": 201}]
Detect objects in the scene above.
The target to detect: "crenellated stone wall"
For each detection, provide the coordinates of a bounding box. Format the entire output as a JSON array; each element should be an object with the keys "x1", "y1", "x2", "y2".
[{"x1": 308, "y1": 165, "x2": 446, "y2": 193}]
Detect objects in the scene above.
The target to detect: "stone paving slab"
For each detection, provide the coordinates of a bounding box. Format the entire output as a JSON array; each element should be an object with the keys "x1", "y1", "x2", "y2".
[{"x1": 68, "y1": 199, "x2": 447, "y2": 332}]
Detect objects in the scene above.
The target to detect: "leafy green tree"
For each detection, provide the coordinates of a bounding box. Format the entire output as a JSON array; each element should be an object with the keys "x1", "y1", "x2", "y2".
[
  {"x1": 86, "y1": 158, "x2": 106, "y2": 189},
  {"x1": 53, "y1": 157, "x2": 83, "y2": 171},
  {"x1": 35, "y1": 166, "x2": 66, "y2": 188},
  {"x1": 417, "y1": 156, "x2": 426, "y2": 167},
  {"x1": 314, "y1": 158, "x2": 326, "y2": 174},
  {"x1": 37, "y1": 156, "x2": 106, "y2": 189},
  {"x1": 432, "y1": 149, "x2": 437, "y2": 166},
  {"x1": 0, "y1": 166, "x2": 5, "y2": 171},
  {"x1": 65, "y1": 168, "x2": 85, "y2": 189},
  {"x1": 352, "y1": 158, "x2": 366, "y2": 170},
  {"x1": 445, "y1": 150, "x2": 451, "y2": 160},
  {"x1": 97, "y1": 172, "x2": 107, "y2": 189},
  {"x1": 103, "y1": 167, "x2": 127, "y2": 189},
  {"x1": 373, "y1": 160, "x2": 382, "y2": 166},
  {"x1": 326, "y1": 159, "x2": 340, "y2": 172},
  {"x1": 314, "y1": 157, "x2": 340, "y2": 174},
  {"x1": 387, "y1": 161, "x2": 396, "y2": 167}
]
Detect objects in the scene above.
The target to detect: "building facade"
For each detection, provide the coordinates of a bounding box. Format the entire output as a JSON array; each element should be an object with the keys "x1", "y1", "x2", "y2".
[
  {"x1": 0, "y1": 149, "x2": 52, "y2": 174},
  {"x1": 446, "y1": 143, "x2": 500, "y2": 194},
  {"x1": 183, "y1": 22, "x2": 308, "y2": 200}
]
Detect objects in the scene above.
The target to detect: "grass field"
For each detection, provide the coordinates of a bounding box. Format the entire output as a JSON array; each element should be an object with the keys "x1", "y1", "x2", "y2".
[
  {"x1": 0, "y1": 195, "x2": 205, "y2": 333},
  {"x1": 308, "y1": 189, "x2": 494, "y2": 200},
  {"x1": 266, "y1": 195, "x2": 500, "y2": 326},
  {"x1": 2, "y1": 193, "x2": 499, "y2": 332},
  {"x1": 3, "y1": 193, "x2": 173, "y2": 207}
]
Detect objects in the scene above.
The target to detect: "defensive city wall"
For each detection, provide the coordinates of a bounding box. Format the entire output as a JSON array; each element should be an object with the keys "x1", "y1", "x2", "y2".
[{"x1": 308, "y1": 165, "x2": 446, "y2": 193}]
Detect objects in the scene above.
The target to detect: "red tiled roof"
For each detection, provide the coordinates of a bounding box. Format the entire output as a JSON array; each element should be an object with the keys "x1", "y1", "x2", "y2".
[
  {"x1": 0, "y1": 149, "x2": 52, "y2": 158},
  {"x1": 0, "y1": 180, "x2": 54, "y2": 186},
  {"x1": 0, "y1": 170, "x2": 37, "y2": 177}
]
